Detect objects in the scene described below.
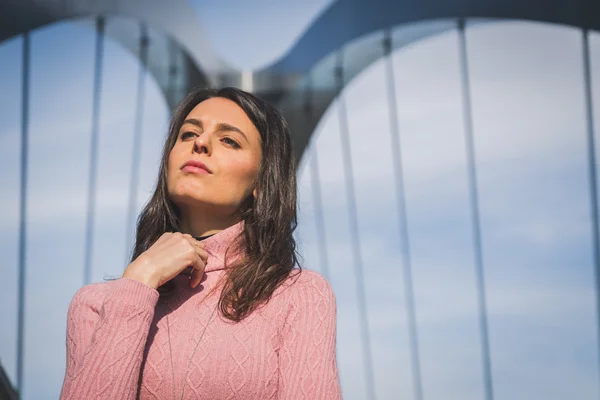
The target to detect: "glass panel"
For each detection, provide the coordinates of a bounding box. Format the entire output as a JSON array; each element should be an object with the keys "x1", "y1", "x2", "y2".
[
  {"x1": 392, "y1": 27, "x2": 484, "y2": 400},
  {"x1": 135, "y1": 73, "x2": 170, "y2": 222},
  {"x1": 90, "y1": 17, "x2": 143, "y2": 281},
  {"x1": 342, "y1": 47, "x2": 415, "y2": 399},
  {"x1": 11, "y1": 18, "x2": 170, "y2": 398},
  {"x1": 310, "y1": 101, "x2": 368, "y2": 399},
  {"x1": 0, "y1": 35, "x2": 23, "y2": 387},
  {"x1": 593, "y1": 32, "x2": 600, "y2": 216},
  {"x1": 467, "y1": 20, "x2": 598, "y2": 399},
  {"x1": 295, "y1": 147, "x2": 322, "y2": 274},
  {"x1": 25, "y1": 21, "x2": 96, "y2": 398}
]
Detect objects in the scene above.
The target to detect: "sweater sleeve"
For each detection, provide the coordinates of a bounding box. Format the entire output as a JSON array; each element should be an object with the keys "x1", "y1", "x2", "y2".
[
  {"x1": 60, "y1": 278, "x2": 159, "y2": 400},
  {"x1": 277, "y1": 271, "x2": 342, "y2": 400}
]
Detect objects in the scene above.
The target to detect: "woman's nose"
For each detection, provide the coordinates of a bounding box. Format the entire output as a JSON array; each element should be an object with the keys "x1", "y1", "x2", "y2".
[{"x1": 193, "y1": 135, "x2": 211, "y2": 155}]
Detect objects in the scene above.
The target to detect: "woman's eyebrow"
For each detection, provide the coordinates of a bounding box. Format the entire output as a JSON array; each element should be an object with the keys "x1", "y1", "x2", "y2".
[
  {"x1": 215, "y1": 122, "x2": 249, "y2": 143},
  {"x1": 182, "y1": 118, "x2": 203, "y2": 129}
]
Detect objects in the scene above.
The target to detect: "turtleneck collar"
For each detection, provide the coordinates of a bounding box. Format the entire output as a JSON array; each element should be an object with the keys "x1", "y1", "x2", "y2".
[{"x1": 199, "y1": 220, "x2": 245, "y2": 272}]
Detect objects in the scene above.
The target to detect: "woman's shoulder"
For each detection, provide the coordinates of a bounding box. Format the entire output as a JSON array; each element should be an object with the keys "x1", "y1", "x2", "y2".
[
  {"x1": 262, "y1": 269, "x2": 336, "y2": 326},
  {"x1": 69, "y1": 277, "x2": 152, "y2": 308},
  {"x1": 69, "y1": 280, "x2": 117, "y2": 308},
  {"x1": 274, "y1": 268, "x2": 336, "y2": 303},
  {"x1": 284, "y1": 268, "x2": 333, "y2": 288}
]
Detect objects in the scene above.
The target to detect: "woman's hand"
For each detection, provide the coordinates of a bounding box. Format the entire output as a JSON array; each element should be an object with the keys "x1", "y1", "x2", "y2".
[{"x1": 122, "y1": 232, "x2": 208, "y2": 289}]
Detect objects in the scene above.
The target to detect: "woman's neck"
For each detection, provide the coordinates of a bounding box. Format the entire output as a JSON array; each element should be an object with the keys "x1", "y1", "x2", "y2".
[{"x1": 178, "y1": 211, "x2": 242, "y2": 238}]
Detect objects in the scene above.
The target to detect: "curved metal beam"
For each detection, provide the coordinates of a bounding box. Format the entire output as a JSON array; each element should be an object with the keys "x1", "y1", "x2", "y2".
[
  {"x1": 268, "y1": 0, "x2": 599, "y2": 74},
  {"x1": 270, "y1": 19, "x2": 458, "y2": 159},
  {"x1": 262, "y1": 0, "x2": 600, "y2": 158},
  {"x1": 0, "y1": 0, "x2": 245, "y2": 109},
  {"x1": 0, "y1": 0, "x2": 232, "y2": 76}
]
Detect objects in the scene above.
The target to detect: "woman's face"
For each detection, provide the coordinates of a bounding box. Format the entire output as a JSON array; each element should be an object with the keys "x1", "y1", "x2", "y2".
[{"x1": 167, "y1": 97, "x2": 262, "y2": 215}]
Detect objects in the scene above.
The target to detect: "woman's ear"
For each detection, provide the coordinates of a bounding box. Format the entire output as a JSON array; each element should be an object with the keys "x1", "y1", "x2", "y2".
[{"x1": 252, "y1": 188, "x2": 258, "y2": 198}]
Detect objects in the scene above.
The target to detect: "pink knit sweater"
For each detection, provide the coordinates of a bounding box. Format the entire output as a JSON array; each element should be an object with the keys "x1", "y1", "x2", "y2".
[{"x1": 60, "y1": 222, "x2": 341, "y2": 399}]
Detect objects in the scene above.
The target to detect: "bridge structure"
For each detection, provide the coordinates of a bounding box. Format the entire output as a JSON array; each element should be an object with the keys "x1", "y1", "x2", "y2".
[{"x1": 2, "y1": 1, "x2": 600, "y2": 399}]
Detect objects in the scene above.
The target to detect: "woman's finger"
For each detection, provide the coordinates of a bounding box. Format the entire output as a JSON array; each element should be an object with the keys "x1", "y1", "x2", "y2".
[
  {"x1": 182, "y1": 235, "x2": 208, "y2": 263},
  {"x1": 189, "y1": 255, "x2": 206, "y2": 288},
  {"x1": 178, "y1": 234, "x2": 208, "y2": 288}
]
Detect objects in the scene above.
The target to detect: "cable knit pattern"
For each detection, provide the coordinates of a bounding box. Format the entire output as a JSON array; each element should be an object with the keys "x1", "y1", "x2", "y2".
[{"x1": 60, "y1": 221, "x2": 342, "y2": 399}]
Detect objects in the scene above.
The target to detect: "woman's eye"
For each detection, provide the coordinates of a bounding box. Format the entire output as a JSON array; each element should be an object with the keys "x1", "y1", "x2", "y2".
[
  {"x1": 222, "y1": 137, "x2": 240, "y2": 148},
  {"x1": 181, "y1": 131, "x2": 196, "y2": 140}
]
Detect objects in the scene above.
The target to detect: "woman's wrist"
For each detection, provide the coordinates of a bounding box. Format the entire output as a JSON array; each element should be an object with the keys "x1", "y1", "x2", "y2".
[{"x1": 122, "y1": 257, "x2": 159, "y2": 289}]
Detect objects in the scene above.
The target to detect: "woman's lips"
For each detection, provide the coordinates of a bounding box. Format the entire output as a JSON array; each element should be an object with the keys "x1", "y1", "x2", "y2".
[{"x1": 182, "y1": 165, "x2": 210, "y2": 174}]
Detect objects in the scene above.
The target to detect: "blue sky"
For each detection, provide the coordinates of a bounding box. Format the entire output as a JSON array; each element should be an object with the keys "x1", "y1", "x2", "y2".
[{"x1": 1, "y1": 1, "x2": 600, "y2": 399}]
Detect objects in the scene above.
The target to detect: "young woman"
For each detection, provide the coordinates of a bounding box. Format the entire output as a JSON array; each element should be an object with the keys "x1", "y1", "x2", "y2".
[{"x1": 60, "y1": 87, "x2": 341, "y2": 399}]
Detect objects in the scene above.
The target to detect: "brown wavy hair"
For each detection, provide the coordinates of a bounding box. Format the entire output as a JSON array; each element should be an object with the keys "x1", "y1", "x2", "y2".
[{"x1": 130, "y1": 87, "x2": 299, "y2": 322}]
